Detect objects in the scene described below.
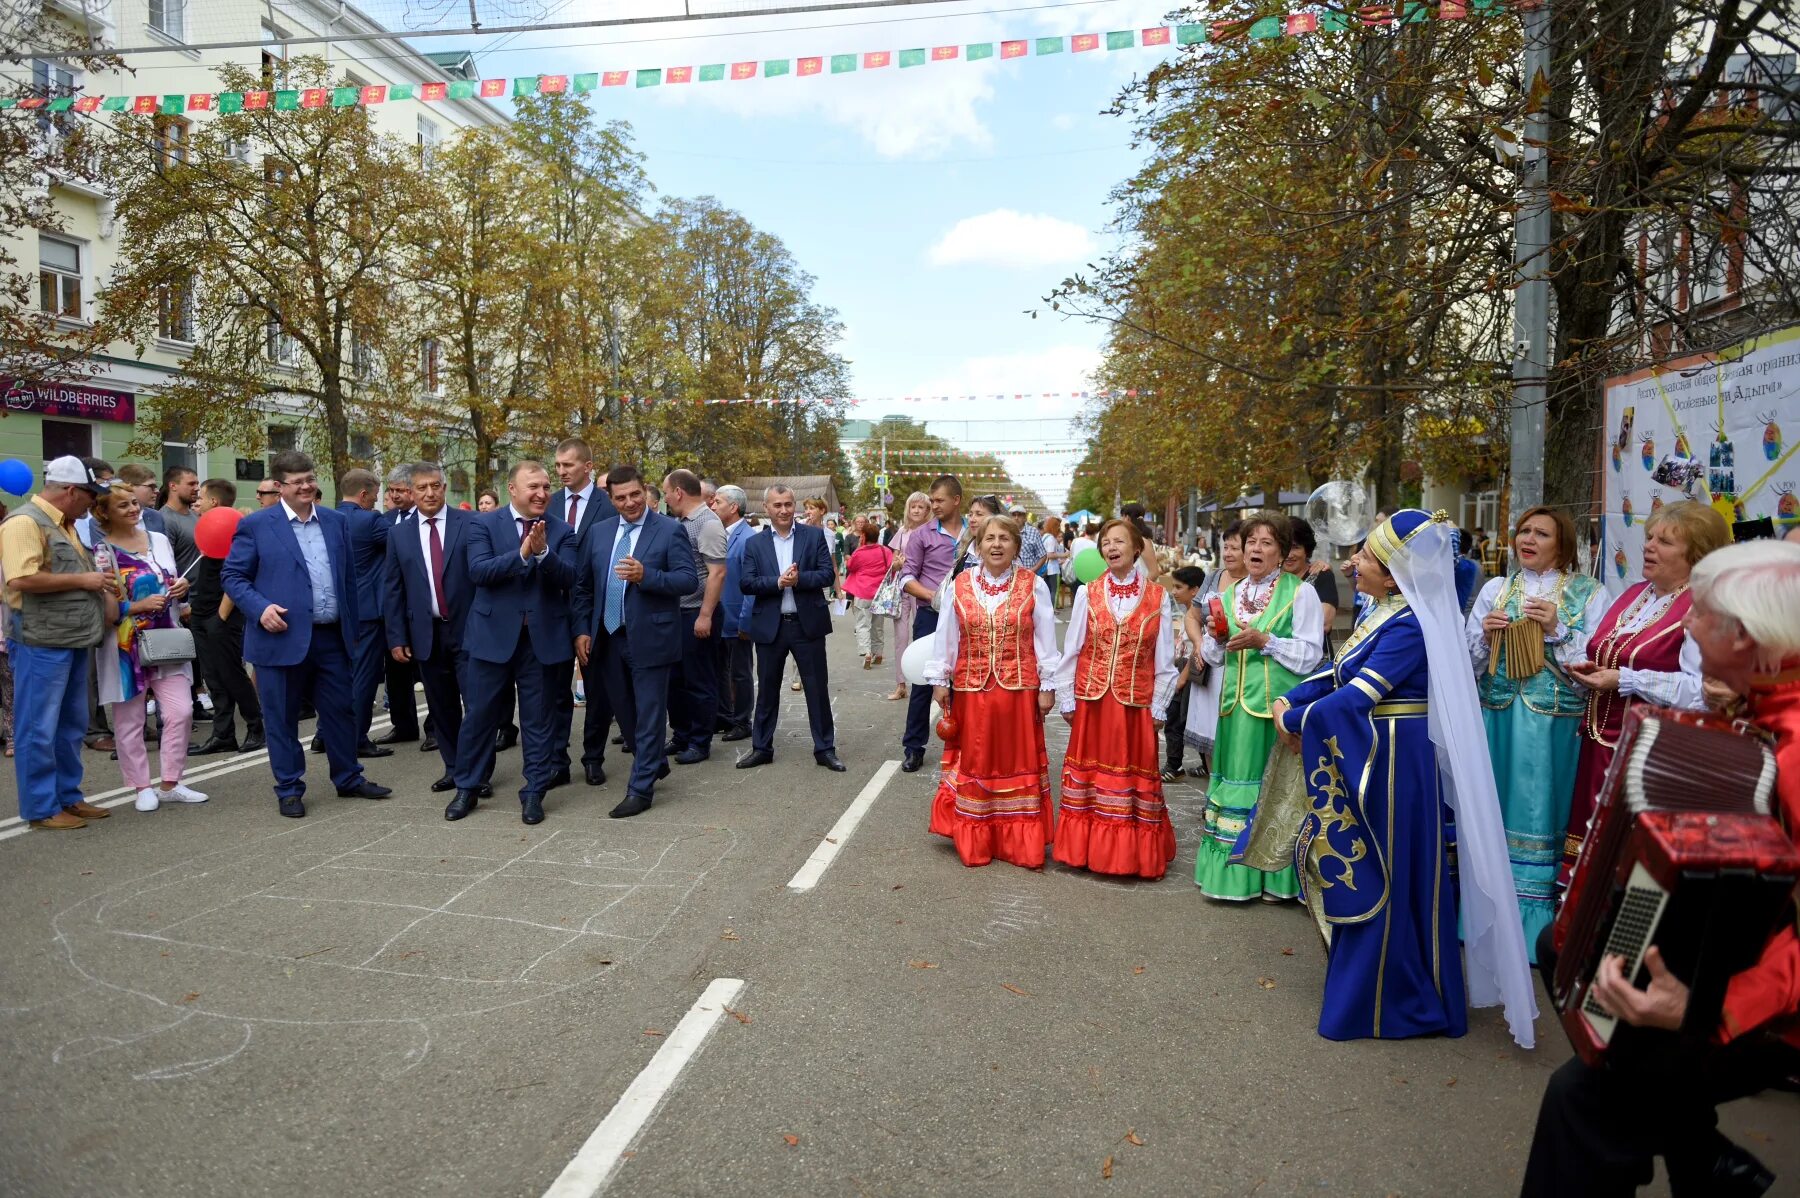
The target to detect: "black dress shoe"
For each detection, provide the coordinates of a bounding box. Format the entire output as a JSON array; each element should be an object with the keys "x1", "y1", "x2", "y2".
[
  {"x1": 664, "y1": 738, "x2": 685, "y2": 757},
  {"x1": 420, "y1": 735, "x2": 437, "y2": 753},
  {"x1": 657, "y1": 761, "x2": 671, "y2": 781},
  {"x1": 609, "y1": 792, "x2": 653, "y2": 819},
  {"x1": 901, "y1": 748, "x2": 925, "y2": 773},
  {"x1": 430, "y1": 774, "x2": 457, "y2": 793},
  {"x1": 674, "y1": 748, "x2": 709, "y2": 765},
  {"x1": 735, "y1": 748, "x2": 774, "y2": 769},
  {"x1": 584, "y1": 765, "x2": 607, "y2": 786},
  {"x1": 444, "y1": 789, "x2": 479, "y2": 820},
  {"x1": 1709, "y1": 1143, "x2": 1776, "y2": 1197},
  {"x1": 358, "y1": 742, "x2": 395, "y2": 759},
  {"x1": 374, "y1": 728, "x2": 419, "y2": 745},
  {"x1": 309, "y1": 735, "x2": 324, "y2": 754},
  {"x1": 242, "y1": 732, "x2": 266, "y2": 752},
  {"x1": 278, "y1": 796, "x2": 306, "y2": 818},
  {"x1": 495, "y1": 727, "x2": 519, "y2": 751},
  {"x1": 477, "y1": 784, "x2": 494, "y2": 798},
  {"x1": 814, "y1": 749, "x2": 847, "y2": 772},
  {"x1": 611, "y1": 734, "x2": 624, "y2": 746},
  {"x1": 190, "y1": 736, "x2": 239, "y2": 756},
  {"x1": 546, "y1": 768, "x2": 571, "y2": 790},
  {"x1": 520, "y1": 792, "x2": 545, "y2": 825},
  {"x1": 336, "y1": 781, "x2": 393, "y2": 799},
  {"x1": 720, "y1": 727, "x2": 751, "y2": 742}
]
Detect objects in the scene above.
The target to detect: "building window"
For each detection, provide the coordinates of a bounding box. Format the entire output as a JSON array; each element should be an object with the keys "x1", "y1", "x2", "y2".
[
  {"x1": 350, "y1": 329, "x2": 375, "y2": 381},
  {"x1": 32, "y1": 60, "x2": 77, "y2": 145},
  {"x1": 158, "y1": 274, "x2": 197, "y2": 342},
  {"x1": 148, "y1": 0, "x2": 185, "y2": 40},
  {"x1": 38, "y1": 234, "x2": 82, "y2": 318},
  {"x1": 350, "y1": 432, "x2": 374, "y2": 460},
  {"x1": 265, "y1": 316, "x2": 299, "y2": 366},
  {"x1": 420, "y1": 338, "x2": 442, "y2": 394},
  {"x1": 42, "y1": 419, "x2": 93, "y2": 461},
  {"x1": 267, "y1": 424, "x2": 298, "y2": 474},
  {"x1": 153, "y1": 115, "x2": 189, "y2": 173},
  {"x1": 162, "y1": 440, "x2": 198, "y2": 479},
  {"x1": 416, "y1": 116, "x2": 440, "y2": 168},
  {"x1": 451, "y1": 468, "x2": 469, "y2": 494}
]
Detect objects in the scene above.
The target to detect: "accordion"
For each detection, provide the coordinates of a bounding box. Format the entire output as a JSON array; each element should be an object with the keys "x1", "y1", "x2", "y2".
[{"x1": 1550, "y1": 706, "x2": 1797, "y2": 1065}]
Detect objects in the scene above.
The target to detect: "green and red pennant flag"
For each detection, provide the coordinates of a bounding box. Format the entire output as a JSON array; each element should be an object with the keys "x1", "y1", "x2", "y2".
[
  {"x1": 420, "y1": 82, "x2": 447, "y2": 100},
  {"x1": 765, "y1": 59, "x2": 790, "y2": 77},
  {"x1": 1036, "y1": 37, "x2": 1063, "y2": 54},
  {"x1": 1002, "y1": 39, "x2": 1028, "y2": 57},
  {"x1": 1106, "y1": 30, "x2": 1134, "y2": 49},
  {"x1": 898, "y1": 48, "x2": 926, "y2": 67},
  {"x1": 1142, "y1": 26, "x2": 1172, "y2": 45},
  {"x1": 667, "y1": 66, "x2": 694, "y2": 83},
  {"x1": 863, "y1": 50, "x2": 891, "y2": 68},
  {"x1": 931, "y1": 45, "x2": 958, "y2": 61},
  {"x1": 967, "y1": 42, "x2": 994, "y2": 60},
  {"x1": 830, "y1": 54, "x2": 856, "y2": 73},
  {"x1": 731, "y1": 61, "x2": 757, "y2": 79},
  {"x1": 572, "y1": 73, "x2": 598, "y2": 92},
  {"x1": 797, "y1": 56, "x2": 822, "y2": 76},
  {"x1": 603, "y1": 71, "x2": 629, "y2": 86},
  {"x1": 698, "y1": 64, "x2": 725, "y2": 81},
  {"x1": 244, "y1": 90, "x2": 269, "y2": 109},
  {"x1": 635, "y1": 69, "x2": 660, "y2": 87}
]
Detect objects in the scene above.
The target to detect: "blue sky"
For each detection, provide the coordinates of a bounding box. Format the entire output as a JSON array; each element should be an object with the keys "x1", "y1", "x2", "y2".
[{"x1": 427, "y1": 0, "x2": 1176, "y2": 509}]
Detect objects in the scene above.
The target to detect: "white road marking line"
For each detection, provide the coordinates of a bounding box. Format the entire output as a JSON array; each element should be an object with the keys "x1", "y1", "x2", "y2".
[
  {"x1": 786, "y1": 758, "x2": 902, "y2": 892},
  {"x1": 0, "y1": 705, "x2": 421, "y2": 842},
  {"x1": 541, "y1": 977, "x2": 746, "y2": 1198}
]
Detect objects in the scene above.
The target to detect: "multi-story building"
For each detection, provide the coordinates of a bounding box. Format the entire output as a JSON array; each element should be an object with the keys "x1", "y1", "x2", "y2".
[{"x1": 2, "y1": 0, "x2": 506, "y2": 500}]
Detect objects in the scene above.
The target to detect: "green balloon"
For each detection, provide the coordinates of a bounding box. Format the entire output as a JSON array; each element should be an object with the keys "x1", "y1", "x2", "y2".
[{"x1": 1072, "y1": 547, "x2": 1107, "y2": 584}]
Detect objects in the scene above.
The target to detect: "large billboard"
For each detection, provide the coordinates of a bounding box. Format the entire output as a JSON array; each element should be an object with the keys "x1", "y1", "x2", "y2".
[
  {"x1": 2, "y1": 377, "x2": 137, "y2": 424},
  {"x1": 1600, "y1": 323, "x2": 1800, "y2": 582}
]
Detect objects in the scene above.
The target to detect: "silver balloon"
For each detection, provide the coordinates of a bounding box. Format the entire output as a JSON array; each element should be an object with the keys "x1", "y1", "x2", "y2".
[{"x1": 1305, "y1": 480, "x2": 1375, "y2": 546}]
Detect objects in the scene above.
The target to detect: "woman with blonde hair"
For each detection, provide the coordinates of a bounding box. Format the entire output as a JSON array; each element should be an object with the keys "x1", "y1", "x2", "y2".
[
  {"x1": 885, "y1": 491, "x2": 932, "y2": 700},
  {"x1": 1561, "y1": 499, "x2": 1727, "y2": 876},
  {"x1": 92, "y1": 483, "x2": 206, "y2": 812},
  {"x1": 926, "y1": 514, "x2": 1060, "y2": 869},
  {"x1": 1464, "y1": 503, "x2": 1610, "y2": 958}
]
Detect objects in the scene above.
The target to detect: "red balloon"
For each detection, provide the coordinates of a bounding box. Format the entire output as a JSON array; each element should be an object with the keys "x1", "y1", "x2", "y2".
[{"x1": 195, "y1": 505, "x2": 244, "y2": 560}]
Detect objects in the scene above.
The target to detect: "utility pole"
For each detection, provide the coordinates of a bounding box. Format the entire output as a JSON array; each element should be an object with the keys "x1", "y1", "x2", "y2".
[{"x1": 1508, "y1": 0, "x2": 1552, "y2": 522}]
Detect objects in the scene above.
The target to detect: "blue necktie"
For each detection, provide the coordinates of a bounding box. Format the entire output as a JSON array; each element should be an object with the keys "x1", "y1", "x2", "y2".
[{"x1": 604, "y1": 523, "x2": 637, "y2": 633}]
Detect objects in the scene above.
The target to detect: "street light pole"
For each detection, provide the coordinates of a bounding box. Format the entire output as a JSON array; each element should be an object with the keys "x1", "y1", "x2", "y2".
[{"x1": 1508, "y1": 0, "x2": 1552, "y2": 522}]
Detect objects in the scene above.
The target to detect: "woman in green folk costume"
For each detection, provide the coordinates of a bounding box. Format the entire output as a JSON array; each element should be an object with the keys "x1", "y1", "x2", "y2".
[
  {"x1": 1462, "y1": 505, "x2": 1609, "y2": 960},
  {"x1": 1196, "y1": 513, "x2": 1324, "y2": 900}
]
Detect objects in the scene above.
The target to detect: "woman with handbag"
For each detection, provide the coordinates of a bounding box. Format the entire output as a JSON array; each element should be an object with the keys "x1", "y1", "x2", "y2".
[
  {"x1": 93, "y1": 483, "x2": 206, "y2": 813},
  {"x1": 884, "y1": 492, "x2": 931, "y2": 701},
  {"x1": 842, "y1": 529, "x2": 894, "y2": 670}
]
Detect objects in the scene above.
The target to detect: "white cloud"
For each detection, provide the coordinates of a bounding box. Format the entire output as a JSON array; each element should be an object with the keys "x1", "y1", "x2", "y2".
[{"x1": 927, "y1": 209, "x2": 1095, "y2": 269}]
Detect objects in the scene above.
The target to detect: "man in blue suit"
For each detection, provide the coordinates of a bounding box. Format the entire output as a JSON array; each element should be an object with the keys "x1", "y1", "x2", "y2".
[
  {"x1": 222, "y1": 450, "x2": 392, "y2": 818},
  {"x1": 448, "y1": 461, "x2": 578, "y2": 826},
  {"x1": 383, "y1": 461, "x2": 489, "y2": 813},
  {"x1": 549, "y1": 437, "x2": 616, "y2": 786},
  {"x1": 735, "y1": 484, "x2": 844, "y2": 772},
  {"x1": 712, "y1": 484, "x2": 755, "y2": 742},
  {"x1": 573, "y1": 465, "x2": 697, "y2": 820},
  {"x1": 336, "y1": 468, "x2": 394, "y2": 760}
]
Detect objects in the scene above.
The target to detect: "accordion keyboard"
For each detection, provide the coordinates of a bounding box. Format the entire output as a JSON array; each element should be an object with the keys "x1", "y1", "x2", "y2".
[{"x1": 1580, "y1": 862, "x2": 1670, "y2": 1047}]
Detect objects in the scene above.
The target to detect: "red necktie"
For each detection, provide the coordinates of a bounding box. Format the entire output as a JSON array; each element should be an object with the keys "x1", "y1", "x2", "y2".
[
  {"x1": 568, "y1": 493, "x2": 580, "y2": 527},
  {"x1": 427, "y1": 516, "x2": 448, "y2": 618}
]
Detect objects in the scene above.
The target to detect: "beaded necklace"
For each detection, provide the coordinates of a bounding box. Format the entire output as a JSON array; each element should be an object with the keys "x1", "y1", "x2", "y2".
[
  {"x1": 975, "y1": 570, "x2": 1012, "y2": 597},
  {"x1": 1583, "y1": 582, "x2": 1689, "y2": 746},
  {"x1": 1238, "y1": 571, "x2": 1277, "y2": 618}
]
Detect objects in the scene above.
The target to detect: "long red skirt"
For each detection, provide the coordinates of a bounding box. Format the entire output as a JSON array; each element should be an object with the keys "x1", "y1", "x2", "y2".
[
  {"x1": 1053, "y1": 697, "x2": 1176, "y2": 879},
  {"x1": 1561, "y1": 735, "x2": 1615, "y2": 887},
  {"x1": 929, "y1": 686, "x2": 1052, "y2": 869}
]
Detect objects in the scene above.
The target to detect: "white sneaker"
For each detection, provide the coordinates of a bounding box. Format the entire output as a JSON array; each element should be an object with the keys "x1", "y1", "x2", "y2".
[
  {"x1": 161, "y1": 783, "x2": 208, "y2": 804},
  {"x1": 134, "y1": 788, "x2": 159, "y2": 812}
]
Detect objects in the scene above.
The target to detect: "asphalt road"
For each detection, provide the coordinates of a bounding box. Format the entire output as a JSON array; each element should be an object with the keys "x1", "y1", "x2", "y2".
[{"x1": 0, "y1": 617, "x2": 1794, "y2": 1197}]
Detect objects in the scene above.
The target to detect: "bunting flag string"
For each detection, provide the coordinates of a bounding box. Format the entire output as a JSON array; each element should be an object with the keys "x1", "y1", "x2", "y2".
[
  {"x1": 599, "y1": 388, "x2": 1149, "y2": 406},
  {"x1": 0, "y1": 2, "x2": 1516, "y2": 114}
]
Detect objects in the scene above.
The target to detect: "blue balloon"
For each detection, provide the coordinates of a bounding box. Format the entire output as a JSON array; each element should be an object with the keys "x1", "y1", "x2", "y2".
[{"x1": 0, "y1": 459, "x2": 33, "y2": 497}]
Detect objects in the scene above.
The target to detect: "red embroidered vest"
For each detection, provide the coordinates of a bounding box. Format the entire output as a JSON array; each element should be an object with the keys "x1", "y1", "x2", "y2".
[
  {"x1": 950, "y1": 568, "x2": 1040, "y2": 692},
  {"x1": 1074, "y1": 578, "x2": 1161, "y2": 707},
  {"x1": 1583, "y1": 582, "x2": 1692, "y2": 748}
]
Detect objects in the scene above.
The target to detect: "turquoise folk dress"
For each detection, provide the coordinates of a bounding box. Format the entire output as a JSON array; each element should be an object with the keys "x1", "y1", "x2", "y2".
[{"x1": 1277, "y1": 596, "x2": 1467, "y2": 1041}]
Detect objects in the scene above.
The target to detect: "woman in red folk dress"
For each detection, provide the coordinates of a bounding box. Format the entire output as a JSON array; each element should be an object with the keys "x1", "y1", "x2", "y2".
[
  {"x1": 1052, "y1": 518, "x2": 1179, "y2": 879},
  {"x1": 926, "y1": 515, "x2": 1061, "y2": 869}
]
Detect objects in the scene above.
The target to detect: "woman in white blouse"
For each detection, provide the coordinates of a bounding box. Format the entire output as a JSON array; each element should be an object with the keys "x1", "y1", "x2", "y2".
[
  {"x1": 925, "y1": 515, "x2": 1060, "y2": 869},
  {"x1": 1558, "y1": 500, "x2": 1728, "y2": 899},
  {"x1": 1051, "y1": 518, "x2": 1179, "y2": 879},
  {"x1": 1463, "y1": 505, "x2": 1610, "y2": 957},
  {"x1": 1194, "y1": 513, "x2": 1323, "y2": 901}
]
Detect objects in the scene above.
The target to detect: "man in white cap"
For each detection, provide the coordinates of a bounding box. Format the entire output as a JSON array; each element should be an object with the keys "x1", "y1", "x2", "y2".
[{"x1": 1, "y1": 457, "x2": 116, "y2": 829}]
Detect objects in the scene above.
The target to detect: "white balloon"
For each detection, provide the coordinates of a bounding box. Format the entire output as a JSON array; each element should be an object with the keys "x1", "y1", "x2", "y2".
[
  {"x1": 1305, "y1": 480, "x2": 1376, "y2": 546},
  {"x1": 901, "y1": 636, "x2": 936, "y2": 687}
]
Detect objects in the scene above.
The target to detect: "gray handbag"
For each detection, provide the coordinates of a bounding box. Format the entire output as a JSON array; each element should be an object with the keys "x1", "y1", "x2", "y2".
[{"x1": 137, "y1": 625, "x2": 196, "y2": 667}]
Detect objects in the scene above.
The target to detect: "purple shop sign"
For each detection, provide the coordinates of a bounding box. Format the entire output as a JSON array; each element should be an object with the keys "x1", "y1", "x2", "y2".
[{"x1": 2, "y1": 377, "x2": 137, "y2": 423}]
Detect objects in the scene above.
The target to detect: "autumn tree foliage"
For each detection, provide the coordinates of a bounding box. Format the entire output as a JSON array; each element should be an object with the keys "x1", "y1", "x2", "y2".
[{"x1": 847, "y1": 415, "x2": 1048, "y2": 515}]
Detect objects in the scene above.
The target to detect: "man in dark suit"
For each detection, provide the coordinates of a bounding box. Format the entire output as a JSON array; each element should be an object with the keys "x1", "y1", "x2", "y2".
[
  {"x1": 712, "y1": 484, "x2": 755, "y2": 742},
  {"x1": 335, "y1": 468, "x2": 394, "y2": 759},
  {"x1": 383, "y1": 461, "x2": 490, "y2": 813},
  {"x1": 549, "y1": 437, "x2": 616, "y2": 785},
  {"x1": 222, "y1": 450, "x2": 392, "y2": 818},
  {"x1": 447, "y1": 461, "x2": 577, "y2": 825},
  {"x1": 573, "y1": 466, "x2": 697, "y2": 820},
  {"x1": 735, "y1": 484, "x2": 844, "y2": 772},
  {"x1": 376, "y1": 465, "x2": 423, "y2": 746}
]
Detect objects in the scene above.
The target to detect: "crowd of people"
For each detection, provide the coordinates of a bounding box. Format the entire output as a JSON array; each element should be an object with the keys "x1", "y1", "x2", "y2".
[{"x1": 4, "y1": 448, "x2": 1797, "y2": 1194}]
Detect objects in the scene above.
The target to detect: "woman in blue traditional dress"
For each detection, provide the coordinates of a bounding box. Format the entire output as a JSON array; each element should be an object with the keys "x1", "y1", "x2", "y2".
[
  {"x1": 1271, "y1": 510, "x2": 1537, "y2": 1047},
  {"x1": 1462, "y1": 506, "x2": 1609, "y2": 960}
]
